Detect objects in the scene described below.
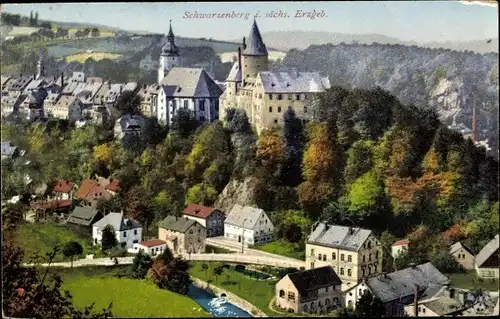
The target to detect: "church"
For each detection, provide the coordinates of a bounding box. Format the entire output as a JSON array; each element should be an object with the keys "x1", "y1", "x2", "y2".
[
  {"x1": 219, "y1": 20, "x2": 331, "y2": 134},
  {"x1": 155, "y1": 21, "x2": 223, "y2": 126}
]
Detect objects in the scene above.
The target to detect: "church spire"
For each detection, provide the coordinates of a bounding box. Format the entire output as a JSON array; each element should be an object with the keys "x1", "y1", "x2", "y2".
[
  {"x1": 162, "y1": 19, "x2": 179, "y2": 56},
  {"x1": 242, "y1": 19, "x2": 268, "y2": 56},
  {"x1": 167, "y1": 19, "x2": 174, "y2": 40}
]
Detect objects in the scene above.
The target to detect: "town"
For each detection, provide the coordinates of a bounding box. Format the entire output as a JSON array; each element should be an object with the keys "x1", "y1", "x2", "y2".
[{"x1": 1, "y1": 3, "x2": 499, "y2": 319}]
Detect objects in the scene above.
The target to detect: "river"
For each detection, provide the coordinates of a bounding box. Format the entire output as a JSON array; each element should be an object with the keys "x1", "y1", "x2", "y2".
[{"x1": 187, "y1": 285, "x2": 251, "y2": 317}]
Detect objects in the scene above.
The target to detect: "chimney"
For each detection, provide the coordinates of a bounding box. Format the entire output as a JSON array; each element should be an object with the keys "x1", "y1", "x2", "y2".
[
  {"x1": 472, "y1": 100, "x2": 477, "y2": 143},
  {"x1": 238, "y1": 47, "x2": 242, "y2": 68},
  {"x1": 242, "y1": 36, "x2": 246, "y2": 50},
  {"x1": 414, "y1": 284, "x2": 419, "y2": 317}
]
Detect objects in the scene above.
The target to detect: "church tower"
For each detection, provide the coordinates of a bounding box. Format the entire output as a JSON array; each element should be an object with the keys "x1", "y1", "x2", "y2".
[
  {"x1": 241, "y1": 19, "x2": 268, "y2": 84},
  {"x1": 36, "y1": 49, "x2": 44, "y2": 80},
  {"x1": 158, "y1": 20, "x2": 181, "y2": 84}
]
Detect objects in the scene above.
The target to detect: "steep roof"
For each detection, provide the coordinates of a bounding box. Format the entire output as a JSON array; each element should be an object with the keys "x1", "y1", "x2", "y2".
[
  {"x1": 475, "y1": 234, "x2": 499, "y2": 267},
  {"x1": 364, "y1": 262, "x2": 449, "y2": 303},
  {"x1": 106, "y1": 179, "x2": 120, "y2": 192},
  {"x1": 242, "y1": 20, "x2": 268, "y2": 56},
  {"x1": 226, "y1": 62, "x2": 242, "y2": 82},
  {"x1": 53, "y1": 180, "x2": 75, "y2": 193},
  {"x1": 138, "y1": 239, "x2": 166, "y2": 248},
  {"x1": 53, "y1": 95, "x2": 80, "y2": 109},
  {"x1": 7, "y1": 76, "x2": 33, "y2": 91},
  {"x1": 258, "y1": 69, "x2": 331, "y2": 93},
  {"x1": 224, "y1": 204, "x2": 266, "y2": 229},
  {"x1": 286, "y1": 266, "x2": 342, "y2": 294},
  {"x1": 307, "y1": 223, "x2": 372, "y2": 252},
  {"x1": 74, "y1": 179, "x2": 111, "y2": 202},
  {"x1": 393, "y1": 239, "x2": 410, "y2": 247},
  {"x1": 419, "y1": 296, "x2": 465, "y2": 316},
  {"x1": 450, "y1": 241, "x2": 474, "y2": 256},
  {"x1": 66, "y1": 206, "x2": 103, "y2": 226},
  {"x1": 160, "y1": 67, "x2": 223, "y2": 98},
  {"x1": 93, "y1": 212, "x2": 142, "y2": 231},
  {"x1": 183, "y1": 203, "x2": 218, "y2": 219},
  {"x1": 158, "y1": 216, "x2": 200, "y2": 233}
]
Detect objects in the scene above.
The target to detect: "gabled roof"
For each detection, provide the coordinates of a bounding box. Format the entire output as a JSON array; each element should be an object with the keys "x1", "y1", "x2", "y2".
[
  {"x1": 53, "y1": 180, "x2": 75, "y2": 193},
  {"x1": 66, "y1": 206, "x2": 103, "y2": 226},
  {"x1": 419, "y1": 296, "x2": 465, "y2": 316},
  {"x1": 183, "y1": 204, "x2": 219, "y2": 219},
  {"x1": 53, "y1": 95, "x2": 81, "y2": 109},
  {"x1": 393, "y1": 239, "x2": 410, "y2": 247},
  {"x1": 258, "y1": 69, "x2": 331, "y2": 93},
  {"x1": 116, "y1": 114, "x2": 144, "y2": 132},
  {"x1": 475, "y1": 234, "x2": 499, "y2": 267},
  {"x1": 31, "y1": 200, "x2": 73, "y2": 210},
  {"x1": 159, "y1": 67, "x2": 223, "y2": 98},
  {"x1": 286, "y1": 266, "x2": 342, "y2": 294},
  {"x1": 138, "y1": 239, "x2": 166, "y2": 248},
  {"x1": 242, "y1": 20, "x2": 268, "y2": 56},
  {"x1": 226, "y1": 62, "x2": 242, "y2": 82},
  {"x1": 74, "y1": 179, "x2": 112, "y2": 202},
  {"x1": 93, "y1": 212, "x2": 142, "y2": 231},
  {"x1": 225, "y1": 204, "x2": 267, "y2": 229},
  {"x1": 106, "y1": 179, "x2": 120, "y2": 192},
  {"x1": 158, "y1": 216, "x2": 201, "y2": 233},
  {"x1": 450, "y1": 241, "x2": 474, "y2": 256},
  {"x1": 7, "y1": 76, "x2": 33, "y2": 91},
  {"x1": 307, "y1": 223, "x2": 372, "y2": 252},
  {"x1": 364, "y1": 262, "x2": 449, "y2": 303}
]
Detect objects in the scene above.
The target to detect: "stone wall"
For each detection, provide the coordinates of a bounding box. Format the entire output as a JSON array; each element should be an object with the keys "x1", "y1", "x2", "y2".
[{"x1": 191, "y1": 277, "x2": 267, "y2": 317}]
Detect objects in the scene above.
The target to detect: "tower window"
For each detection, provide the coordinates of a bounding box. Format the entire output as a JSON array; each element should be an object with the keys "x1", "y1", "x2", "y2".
[
  {"x1": 304, "y1": 106, "x2": 307, "y2": 113},
  {"x1": 278, "y1": 106, "x2": 281, "y2": 113},
  {"x1": 274, "y1": 119, "x2": 278, "y2": 124},
  {"x1": 269, "y1": 106, "x2": 272, "y2": 112},
  {"x1": 269, "y1": 94, "x2": 273, "y2": 100},
  {"x1": 278, "y1": 94, "x2": 283, "y2": 100}
]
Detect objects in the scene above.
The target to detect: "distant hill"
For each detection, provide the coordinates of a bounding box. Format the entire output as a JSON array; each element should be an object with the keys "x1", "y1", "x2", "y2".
[{"x1": 240, "y1": 31, "x2": 498, "y2": 54}]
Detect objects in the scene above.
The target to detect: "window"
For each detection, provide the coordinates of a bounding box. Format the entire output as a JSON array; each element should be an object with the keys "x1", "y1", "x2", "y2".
[
  {"x1": 369, "y1": 253, "x2": 372, "y2": 261},
  {"x1": 367, "y1": 241, "x2": 372, "y2": 249},
  {"x1": 287, "y1": 94, "x2": 292, "y2": 100},
  {"x1": 269, "y1": 106, "x2": 272, "y2": 112},
  {"x1": 200, "y1": 116, "x2": 205, "y2": 122},
  {"x1": 279, "y1": 290, "x2": 285, "y2": 298},
  {"x1": 304, "y1": 94, "x2": 308, "y2": 100},
  {"x1": 278, "y1": 94, "x2": 283, "y2": 100},
  {"x1": 332, "y1": 252, "x2": 336, "y2": 260},
  {"x1": 288, "y1": 292, "x2": 295, "y2": 300},
  {"x1": 322, "y1": 254, "x2": 326, "y2": 261},
  {"x1": 199, "y1": 100, "x2": 205, "y2": 112},
  {"x1": 376, "y1": 251, "x2": 379, "y2": 259},
  {"x1": 274, "y1": 119, "x2": 278, "y2": 124},
  {"x1": 189, "y1": 230, "x2": 193, "y2": 234},
  {"x1": 362, "y1": 255, "x2": 366, "y2": 263},
  {"x1": 269, "y1": 94, "x2": 273, "y2": 100},
  {"x1": 123, "y1": 231, "x2": 127, "y2": 237},
  {"x1": 134, "y1": 229, "x2": 137, "y2": 235},
  {"x1": 183, "y1": 100, "x2": 188, "y2": 108},
  {"x1": 278, "y1": 106, "x2": 281, "y2": 112},
  {"x1": 340, "y1": 268, "x2": 344, "y2": 275},
  {"x1": 348, "y1": 269, "x2": 352, "y2": 277},
  {"x1": 348, "y1": 255, "x2": 352, "y2": 262},
  {"x1": 359, "y1": 289, "x2": 363, "y2": 295},
  {"x1": 311, "y1": 249, "x2": 315, "y2": 256},
  {"x1": 304, "y1": 106, "x2": 308, "y2": 113},
  {"x1": 341, "y1": 254, "x2": 345, "y2": 261}
]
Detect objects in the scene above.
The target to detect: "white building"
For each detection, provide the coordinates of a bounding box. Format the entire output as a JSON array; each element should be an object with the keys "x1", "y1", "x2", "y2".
[
  {"x1": 224, "y1": 204, "x2": 274, "y2": 245},
  {"x1": 132, "y1": 239, "x2": 167, "y2": 256},
  {"x1": 391, "y1": 239, "x2": 409, "y2": 258},
  {"x1": 92, "y1": 212, "x2": 142, "y2": 249}
]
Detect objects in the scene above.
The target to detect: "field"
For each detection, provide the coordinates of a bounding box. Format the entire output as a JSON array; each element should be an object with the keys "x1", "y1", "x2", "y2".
[
  {"x1": 61, "y1": 52, "x2": 122, "y2": 63},
  {"x1": 15, "y1": 222, "x2": 93, "y2": 263},
  {"x1": 217, "y1": 50, "x2": 287, "y2": 63},
  {"x1": 59, "y1": 266, "x2": 209, "y2": 318},
  {"x1": 446, "y1": 270, "x2": 499, "y2": 292},
  {"x1": 189, "y1": 261, "x2": 277, "y2": 316},
  {"x1": 252, "y1": 239, "x2": 305, "y2": 260}
]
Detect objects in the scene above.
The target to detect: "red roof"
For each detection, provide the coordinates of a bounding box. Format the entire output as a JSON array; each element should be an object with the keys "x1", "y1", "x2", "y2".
[
  {"x1": 31, "y1": 200, "x2": 73, "y2": 210},
  {"x1": 106, "y1": 179, "x2": 120, "y2": 192},
  {"x1": 74, "y1": 179, "x2": 111, "y2": 201},
  {"x1": 392, "y1": 239, "x2": 410, "y2": 247},
  {"x1": 53, "y1": 180, "x2": 75, "y2": 193},
  {"x1": 138, "y1": 239, "x2": 166, "y2": 248},
  {"x1": 183, "y1": 203, "x2": 217, "y2": 219}
]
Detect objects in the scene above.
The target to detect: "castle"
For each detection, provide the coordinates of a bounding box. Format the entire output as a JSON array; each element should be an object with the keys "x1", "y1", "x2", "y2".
[{"x1": 219, "y1": 20, "x2": 331, "y2": 134}]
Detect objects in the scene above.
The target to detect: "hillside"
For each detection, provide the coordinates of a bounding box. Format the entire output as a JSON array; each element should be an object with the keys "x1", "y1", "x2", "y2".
[
  {"x1": 281, "y1": 43, "x2": 499, "y2": 149},
  {"x1": 249, "y1": 31, "x2": 499, "y2": 54}
]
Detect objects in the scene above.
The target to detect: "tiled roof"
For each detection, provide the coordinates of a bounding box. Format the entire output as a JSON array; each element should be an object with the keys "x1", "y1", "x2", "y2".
[
  {"x1": 475, "y1": 234, "x2": 499, "y2": 267},
  {"x1": 286, "y1": 266, "x2": 342, "y2": 294},
  {"x1": 160, "y1": 67, "x2": 223, "y2": 98},
  {"x1": 106, "y1": 179, "x2": 120, "y2": 192},
  {"x1": 138, "y1": 239, "x2": 166, "y2": 248},
  {"x1": 74, "y1": 179, "x2": 111, "y2": 201},
  {"x1": 307, "y1": 223, "x2": 372, "y2": 252},
  {"x1": 242, "y1": 20, "x2": 268, "y2": 56},
  {"x1": 183, "y1": 204, "x2": 218, "y2": 219},
  {"x1": 93, "y1": 212, "x2": 142, "y2": 231},
  {"x1": 66, "y1": 206, "x2": 103, "y2": 226},
  {"x1": 158, "y1": 216, "x2": 200, "y2": 233},
  {"x1": 31, "y1": 200, "x2": 73, "y2": 210},
  {"x1": 53, "y1": 180, "x2": 75, "y2": 193},
  {"x1": 393, "y1": 239, "x2": 410, "y2": 247},
  {"x1": 258, "y1": 69, "x2": 331, "y2": 93},
  {"x1": 225, "y1": 204, "x2": 266, "y2": 229}
]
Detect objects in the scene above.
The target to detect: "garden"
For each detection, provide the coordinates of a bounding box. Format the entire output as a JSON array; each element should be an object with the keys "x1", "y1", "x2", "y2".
[
  {"x1": 252, "y1": 238, "x2": 305, "y2": 260},
  {"x1": 446, "y1": 270, "x2": 499, "y2": 292}
]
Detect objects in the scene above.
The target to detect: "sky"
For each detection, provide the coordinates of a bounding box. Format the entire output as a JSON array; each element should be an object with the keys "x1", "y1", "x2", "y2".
[{"x1": 2, "y1": 1, "x2": 498, "y2": 42}]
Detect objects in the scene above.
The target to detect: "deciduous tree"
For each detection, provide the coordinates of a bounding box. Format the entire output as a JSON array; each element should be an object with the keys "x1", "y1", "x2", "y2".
[{"x1": 62, "y1": 241, "x2": 83, "y2": 269}]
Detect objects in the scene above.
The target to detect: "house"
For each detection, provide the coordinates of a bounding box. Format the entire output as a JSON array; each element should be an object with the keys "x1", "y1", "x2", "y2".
[
  {"x1": 106, "y1": 179, "x2": 120, "y2": 195},
  {"x1": 114, "y1": 114, "x2": 145, "y2": 139},
  {"x1": 19, "y1": 87, "x2": 47, "y2": 121},
  {"x1": 74, "y1": 179, "x2": 112, "y2": 204},
  {"x1": 1, "y1": 141, "x2": 20, "y2": 160},
  {"x1": 92, "y1": 212, "x2": 142, "y2": 249},
  {"x1": 450, "y1": 241, "x2": 475, "y2": 270},
  {"x1": 55, "y1": 27, "x2": 69, "y2": 38},
  {"x1": 224, "y1": 204, "x2": 274, "y2": 245},
  {"x1": 6, "y1": 75, "x2": 33, "y2": 99},
  {"x1": 52, "y1": 180, "x2": 77, "y2": 200},
  {"x1": 158, "y1": 216, "x2": 206, "y2": 254},
  {"x1": 49, "y1": 95, "x2": 84, "y2": 121},
  {"x1": 344, "y1": 262, "x2": 449, "y2": 316},
  {"x1": 30, "y1": 199, "x2": 74, "y2": 220},
  {"x1": 182, "y1": 203, "x2": 225, "y2": 237},
  {"x1": 275, "y1": 266, "x2": 343, "y2": 314},
  {"x1": 392, "y1": 239, "x2": 409, "y2": 258},
  {"x1": 66, "y1": 206, "x2": 104, "y2": 227},
  {"x1": 137, "y1": 84, "x2": 161, "y2": 117},
  {"x1": 90, "y1": 28, "x2": 100, "y2": 38},
  {"x1": 475, "y1": 234, "x2": 499, "y2": 279},
  {"x1": 132, "y1": 239, "x2": 167, "y2": 256},
  {"x1": 306, "y1": 222, "x2": 386, "y2": 289}
]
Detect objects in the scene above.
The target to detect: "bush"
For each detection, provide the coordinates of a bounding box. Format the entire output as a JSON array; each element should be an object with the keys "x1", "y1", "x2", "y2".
[
  {"x1": 431, "y1": 250, "x2": 465, "y2": 274},
  {"x1": 109, "y1": 246, "x2": 127, "y2": 258},
  {"x1": 234, "y1": 264, "x2": 246, "y2": 272}
]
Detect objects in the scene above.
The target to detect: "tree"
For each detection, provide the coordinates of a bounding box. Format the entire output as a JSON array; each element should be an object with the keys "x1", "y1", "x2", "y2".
[
  {"x1": 281, "y1": 107, "x2": 305, "y2": 186},
  {"x1": 302, "y1": 123, "x2": 336, "y2": 183},
  {"x1": 147, "y1": 248, "x2": 191, "y2": 294},
  {"x1": 283, "y1": 222, "x2": 303, "y2": 243},
  {"x1": 355, "y1": 292, "x2": 385, "y2": 317},
  {"x1": 101, "y1": 225, "x2": 117, "y2": 251},
  {"x1": 256, "y1": 129, "x2": 285, "y2": 177},
  {"x1": 186, "y1": 183, "x2": 218, "y2": 206},
  {"x1": 116, "y1": 91, "x2": 142, "y2": 116},
  {"x1": 40, "y1": 21, "x2": 52, "y2": 29},
  {"x1": 34, "y1": 11, "x2": 39, "y2": 26},
  {"x1": 132, "y1": 249, "x2": 153, "y2": 279},
  {"x1": 62, "y1": 241, "x2": 83, "y2": 269},
  {"x1": 344, "y1": 140, "x2": 374, "y2": 185},
  {"x1": 430, "y1": 250, "x2": 464, "y2": 274},
  {"x1": 213, "y1": 267, "x2": 223, "y2": 284},
  {"x1": 124, "y1": 186, "x2": 153, "y2": 236},
  {"x1": 201, "y1": 263, "x2": 209, "y2": 276},
  {"x1": 170, "y1": 108, "x2": 199, "y2": 138}
]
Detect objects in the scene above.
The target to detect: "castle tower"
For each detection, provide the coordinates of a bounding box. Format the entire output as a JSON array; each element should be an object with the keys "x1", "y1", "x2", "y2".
[
  {"x1": 36, "y1": 49, "x2": 44, "y2": 80},
  {"x1": 158, "y1": 20, "x2": 181, "y2": 84},
  {"x1": 241, "y1": 19, "x2": 268, "y2": 84}
]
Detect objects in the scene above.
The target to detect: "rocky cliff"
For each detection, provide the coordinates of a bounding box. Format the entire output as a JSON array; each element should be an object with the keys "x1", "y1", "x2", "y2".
[{"x1": 214, "y1": 177, "x2": 258, "y2": 214}]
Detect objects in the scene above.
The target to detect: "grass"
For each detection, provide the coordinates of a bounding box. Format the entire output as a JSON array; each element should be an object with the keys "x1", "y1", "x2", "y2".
[
  {"x1": 61, "y1": 52, "x2": 122, "y2": 63},
  {"x1": 59, "y1": 266, "x2": 209, "y2": 318},
  {"x1": 205, "y1": 244, "x2": 236, "y2": 254},
  {"x1": 15, "y1": 222, "x2": 93, "y2": 263},
  {"x1": 189, "y1": 261, "x2": 277, "y2": 316},
  {"x1": 252, "y1": 239, "x2": 305, "y2": 260},
  {"x1": 446, "y1": 270, "x2": 499, "y2": 291}
]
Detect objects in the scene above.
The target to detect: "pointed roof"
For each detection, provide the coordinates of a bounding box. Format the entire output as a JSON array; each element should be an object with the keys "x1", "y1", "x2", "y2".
[
  {"x1": 162, "y1": 19, "x2": 180, "y2": 56},
  {"x1": 475, "y1": 234, "x2": 499, "y2": 267},
  {"x1": 242, "y1": 20, "x2": 268, "y2": 56}
]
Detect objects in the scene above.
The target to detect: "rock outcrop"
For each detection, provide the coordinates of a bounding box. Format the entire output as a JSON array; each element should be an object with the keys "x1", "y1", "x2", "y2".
[{"x1": 214, "y1": 177, "x2": 257, "y2": 214}]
